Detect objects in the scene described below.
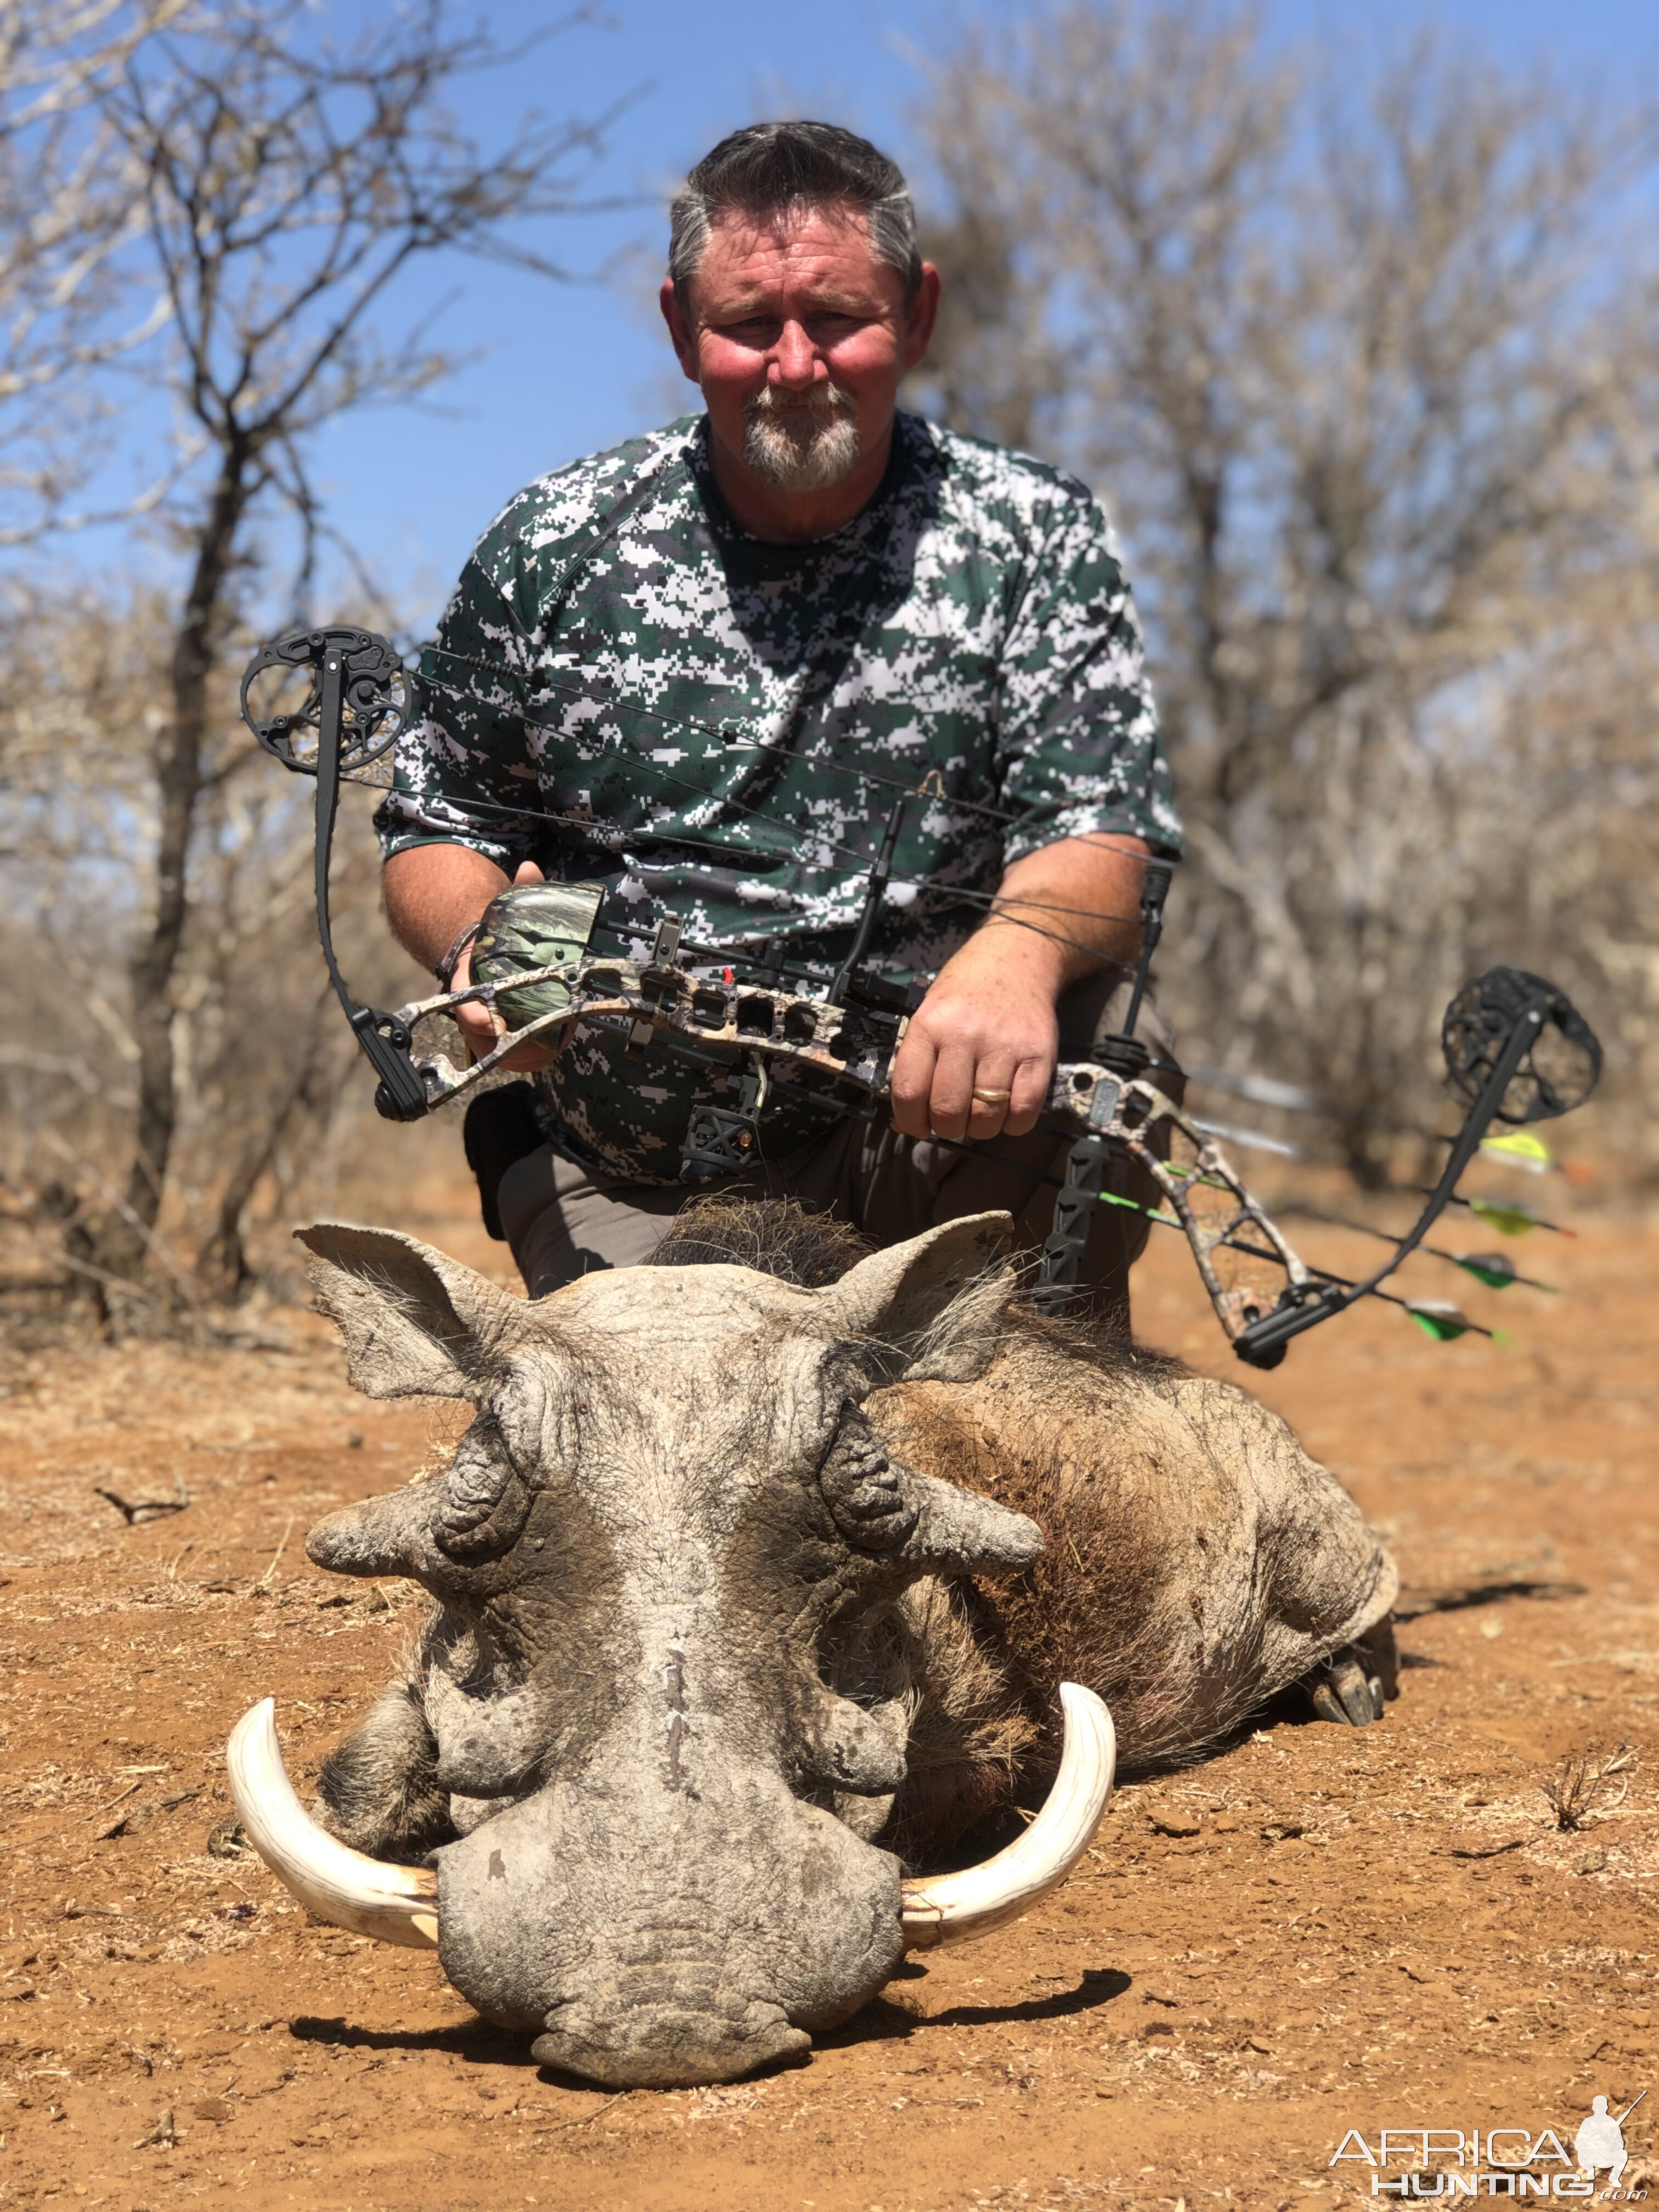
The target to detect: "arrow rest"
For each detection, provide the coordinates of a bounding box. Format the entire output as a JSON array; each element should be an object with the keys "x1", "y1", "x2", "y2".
[{"x1": 681, "y1": 1057, "x2": 769, "y2": 1181}]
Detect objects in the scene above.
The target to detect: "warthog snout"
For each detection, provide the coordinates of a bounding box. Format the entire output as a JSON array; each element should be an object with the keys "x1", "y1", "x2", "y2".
[
  {"x1": 427, "y1": 1759, "x2": 907, "y2": 2086},
  {"x1": 532, "y1": 1988, "x2": 809, "y2": 2090}
]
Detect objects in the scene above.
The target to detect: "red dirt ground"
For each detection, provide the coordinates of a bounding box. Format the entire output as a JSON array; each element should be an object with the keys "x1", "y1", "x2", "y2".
[{"x1": 2, "y1": 1173, "x2": 1655, "y2": 2211}]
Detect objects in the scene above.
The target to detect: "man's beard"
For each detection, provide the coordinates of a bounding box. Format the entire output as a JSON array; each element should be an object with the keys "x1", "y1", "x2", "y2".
[{"x1": 741, "y1": 380, "x2": 861, "y2": 491}]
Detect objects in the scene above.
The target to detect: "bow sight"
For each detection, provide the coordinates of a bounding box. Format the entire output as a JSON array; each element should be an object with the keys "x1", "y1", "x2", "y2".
[{"x1": 242, "y1": 622, "x2": 1604, "y2": 1367}]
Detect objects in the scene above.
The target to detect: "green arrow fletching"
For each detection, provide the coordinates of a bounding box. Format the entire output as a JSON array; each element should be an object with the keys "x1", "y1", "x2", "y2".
[
  {"x1": 1448, "y1": 1251, "x2": 1556, "y2": 1293},
  {"x1": 1454, "y1": 1252, "x2": 1516, "y2": 1288},
  {"x1": 1406, "y1": 1302, "x2": 1475, "y2": 1341}
]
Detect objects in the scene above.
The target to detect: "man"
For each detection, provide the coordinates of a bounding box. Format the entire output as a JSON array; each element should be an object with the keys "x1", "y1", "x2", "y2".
[
  {"x1": 1573, "y1": 2096, "x2": 1632, "y2": 2191},
  {"x1": 378, "y1": 121, "x2": 1180, "y2": 1318}
]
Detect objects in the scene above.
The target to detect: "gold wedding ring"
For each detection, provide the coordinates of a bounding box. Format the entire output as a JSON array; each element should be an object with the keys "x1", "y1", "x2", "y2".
[{"x1": 972, "y1": 1087, "x2": 1013, "y2": 1104}]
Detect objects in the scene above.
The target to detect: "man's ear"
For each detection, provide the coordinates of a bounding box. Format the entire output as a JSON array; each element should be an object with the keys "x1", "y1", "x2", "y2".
[
  {"x1": 902, "y1": 262, "x2": 941, "y2": 373},
  {"x1": 660, "y1": 277, "x2": 700, "y2": 381},
  {"x1": 820, "y1": 1211, "x2": 1015, "y2": 1389},
  {"x1": 295, "y1": 1223, "x2": 529, "y2": 1401}
]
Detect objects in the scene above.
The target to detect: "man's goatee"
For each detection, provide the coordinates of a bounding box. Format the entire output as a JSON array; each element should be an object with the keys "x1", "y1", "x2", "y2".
[{"x1": 741, "y1": 381, "x2": 861, "y2": 491}]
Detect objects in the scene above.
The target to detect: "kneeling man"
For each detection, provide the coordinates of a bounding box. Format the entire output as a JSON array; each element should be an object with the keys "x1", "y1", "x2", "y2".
[{"x1": 377, "y1": 121, "x2": 1181, "y2": 1324}]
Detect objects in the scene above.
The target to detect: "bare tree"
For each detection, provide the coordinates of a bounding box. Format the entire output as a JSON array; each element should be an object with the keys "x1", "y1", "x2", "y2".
[
  {"x1": 81, "y1": 0, "x2": 612, "y2": 1279},
  {"x1": 912, "y1": 2, "x2": 1659, "y2": 1174},
  {"x1": 0, "y1": 576, "x2": 424, "y2": 1325},
  {"x1": 0, "y1": 2, "x2": 196, "y2": 540}
]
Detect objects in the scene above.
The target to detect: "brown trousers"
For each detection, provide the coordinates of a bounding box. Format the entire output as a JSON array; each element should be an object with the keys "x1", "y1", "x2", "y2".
[{"x1": 498, "y1": 969, "x2": 1179, "y2": 1332}]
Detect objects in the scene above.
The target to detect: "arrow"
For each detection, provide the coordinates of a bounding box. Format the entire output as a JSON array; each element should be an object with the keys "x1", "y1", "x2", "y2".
[
  {"x1": 1278, "y1": 1207, "x2": 1557, "y2": 1290},
  {"x1": 1404, "y1": 1300, "x2": 1483, "y2": 1342},
  {"x1": 1446, "y1": 1193, "x2": 1576, "y2": 1238},
  {"x1": 1447, "y1": 1250, "x2": 1556, "y2": 1294}
]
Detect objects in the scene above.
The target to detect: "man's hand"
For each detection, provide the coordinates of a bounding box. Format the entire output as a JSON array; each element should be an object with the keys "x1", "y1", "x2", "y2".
[
  {"x1": 890, "y1": 930, "x2": 1062, "y2": 1143},
  {"x1": 382, "y1": 844, "x2": 556, "y2": 1071},
  {"x1": 448, "y1": 874, "x2": 561, "y2": 1070},
  {"x1": 889, "y1": 836, "x2": 1149, "y2": 1144}
]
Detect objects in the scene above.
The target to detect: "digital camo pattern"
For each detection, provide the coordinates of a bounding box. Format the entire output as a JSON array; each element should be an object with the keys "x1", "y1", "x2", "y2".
[{"x1": 377, "y1": 410, "x2": 1179, "y2": 1182}]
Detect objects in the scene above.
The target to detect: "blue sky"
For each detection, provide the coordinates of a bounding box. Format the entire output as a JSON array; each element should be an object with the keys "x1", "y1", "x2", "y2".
[{"x1": 52, "y1": 0, "x2": 1659, "y2": 629}]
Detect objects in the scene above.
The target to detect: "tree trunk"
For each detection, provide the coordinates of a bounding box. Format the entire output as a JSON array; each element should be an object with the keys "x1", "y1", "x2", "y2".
[
  {"x1": 195, "y1": 997, "x2": 326, "y2": 1301},
  {"x1": 121, "y1": 445, "x2": 251, "y2": 1245}
]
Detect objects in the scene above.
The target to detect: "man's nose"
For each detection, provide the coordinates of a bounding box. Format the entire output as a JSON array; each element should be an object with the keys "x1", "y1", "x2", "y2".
[{"x1": 768, "y1": 320, "x2": 822, "y2": 389}]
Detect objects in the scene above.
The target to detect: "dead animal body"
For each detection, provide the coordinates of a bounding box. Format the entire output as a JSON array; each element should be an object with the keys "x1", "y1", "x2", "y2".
[{"x1": 225, "y1": 1201, "x2": 1397, "y2": 2090}]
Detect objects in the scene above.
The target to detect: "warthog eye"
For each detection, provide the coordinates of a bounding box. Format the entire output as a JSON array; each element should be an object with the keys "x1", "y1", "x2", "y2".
[{"x1": 817, "y1": 1404, "x2": 918, "y2": 1553}]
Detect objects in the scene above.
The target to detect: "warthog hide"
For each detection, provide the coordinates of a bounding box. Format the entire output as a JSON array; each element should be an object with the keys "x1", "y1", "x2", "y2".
[{"x1": 292, "y1": 1203, "x2": 1396, "y2": 2087}]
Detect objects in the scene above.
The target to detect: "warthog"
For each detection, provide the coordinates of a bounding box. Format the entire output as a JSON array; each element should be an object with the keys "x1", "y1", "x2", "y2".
[{"x1": 228, "y1": 1201, "x2": 1397, "y2": 2089}]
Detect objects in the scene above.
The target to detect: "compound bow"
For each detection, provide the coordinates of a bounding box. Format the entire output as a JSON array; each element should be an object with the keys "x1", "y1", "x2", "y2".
[{"x1": 242, "y1": 624, "x2": 1602, "y2": 1369}]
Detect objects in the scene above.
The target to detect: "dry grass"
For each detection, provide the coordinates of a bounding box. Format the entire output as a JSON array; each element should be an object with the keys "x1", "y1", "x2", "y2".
[{"x1": 1539, "y1": 1740, "x2": 1638, "y2": 1831}]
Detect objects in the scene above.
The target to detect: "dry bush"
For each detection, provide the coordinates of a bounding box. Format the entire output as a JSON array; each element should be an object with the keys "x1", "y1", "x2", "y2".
[
  {"x1": 1539, "y1": 1740, "x2": 1637, "y2": 1832},
  {"x1": 0, "y1": 2, "x2": 196, "y2": 544},
  {"x1": 0, "y1": 581, "x2": 404, "y2": 1323},
  {"x1": 0, "y1": 1, "x2": 615, "y2": 1325}
]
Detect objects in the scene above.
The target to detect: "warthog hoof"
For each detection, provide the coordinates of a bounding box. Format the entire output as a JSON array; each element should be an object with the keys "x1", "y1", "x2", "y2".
[
  {"x1": 1305, "y1": 1649, "x2": 1383, "y2": 1724},
  {"x1": 1302, "y1": 1618, "x2": 1398, "y2": 1726}
]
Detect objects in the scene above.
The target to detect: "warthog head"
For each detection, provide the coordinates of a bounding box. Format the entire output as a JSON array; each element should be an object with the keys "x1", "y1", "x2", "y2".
[{"x1": 227, "y1": 1213, "x2": 1114, "y2": 2087}]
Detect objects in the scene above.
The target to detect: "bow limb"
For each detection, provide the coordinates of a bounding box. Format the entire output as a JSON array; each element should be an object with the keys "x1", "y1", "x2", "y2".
[{"x1": 1077, "y1": 1081, "x2": 1314, "y2": 1347}]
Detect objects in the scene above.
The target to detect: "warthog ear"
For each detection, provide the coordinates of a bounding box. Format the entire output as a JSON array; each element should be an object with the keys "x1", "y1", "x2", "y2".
[
  {"x1": 295, "y1": 1223, "x2": 529, "y2": 1401},
  {"x1": 822, "y1": 1211, "x2": 1015, "y2": 1387}
]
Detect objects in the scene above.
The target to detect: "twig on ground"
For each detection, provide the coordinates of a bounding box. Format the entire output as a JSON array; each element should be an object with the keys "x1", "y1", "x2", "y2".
[
  {"x1": 87, "y1": 1778, "x2": 144, "y2": 1822},
  {"x1": 93, "y1": 1478, "x2": 190, "y2": 1525},
  {"x1": 94, "y1": 1786, "x2": 200, "y2": 1843},
  {"x1": 257, "y1": 1514, "x2": 296, "y2": 1589},
  {"x1": 534, "y1": 2089, "x2": 630, "y2": 2136}
]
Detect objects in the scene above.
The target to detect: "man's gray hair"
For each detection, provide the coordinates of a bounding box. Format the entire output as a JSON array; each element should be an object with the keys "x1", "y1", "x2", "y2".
[{"x1": 668, "y1": 121, "x2": 922, "y2": 306}]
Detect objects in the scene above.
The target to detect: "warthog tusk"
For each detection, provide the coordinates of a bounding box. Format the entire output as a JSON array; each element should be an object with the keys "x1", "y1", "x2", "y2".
[
  {"x1": 225, "y1": 1699, "x2": 439, "y2": 1949},
  {"x1": 899, "y1": 1681, "x2": 1115, "y2": 1949}
]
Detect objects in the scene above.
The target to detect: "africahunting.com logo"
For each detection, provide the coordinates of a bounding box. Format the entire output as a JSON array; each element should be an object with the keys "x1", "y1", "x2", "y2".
[{"x1": 1330, "y1": 2092, "x2": 1647, "y2": 2198}]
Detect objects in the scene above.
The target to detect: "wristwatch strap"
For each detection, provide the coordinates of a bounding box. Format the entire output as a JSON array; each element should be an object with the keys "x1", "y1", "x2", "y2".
[{"x1": 435, "y1": 917, "x2": 483, "y2": 989}]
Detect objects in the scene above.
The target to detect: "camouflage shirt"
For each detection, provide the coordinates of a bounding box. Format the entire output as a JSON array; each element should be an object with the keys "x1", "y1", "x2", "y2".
[{"x1": 377, "y1": 410, "x2": 1178, "y2": 1183}]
